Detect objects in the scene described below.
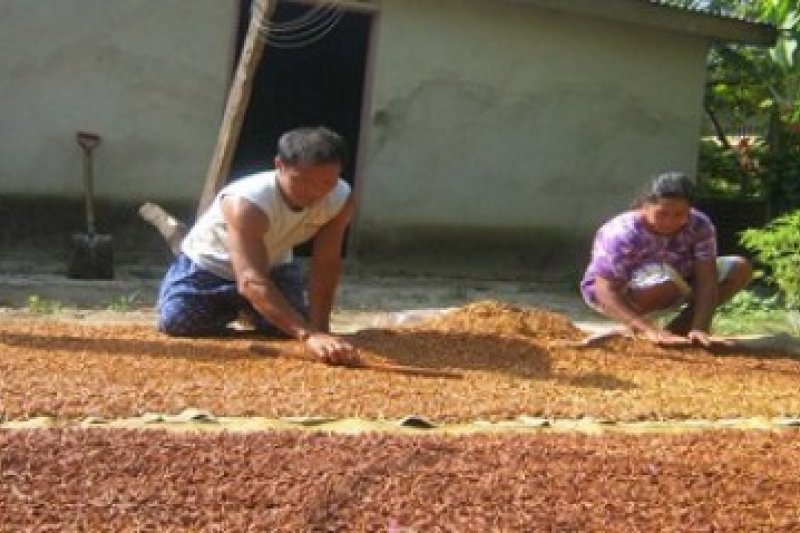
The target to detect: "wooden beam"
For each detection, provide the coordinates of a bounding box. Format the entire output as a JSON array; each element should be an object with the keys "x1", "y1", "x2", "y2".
[
  {"x1": 197, "y1": 0, "x2": 275, "y2": 217},
  {"x1": 248, "y1": 343, "x2": 464, "y2": 379}
]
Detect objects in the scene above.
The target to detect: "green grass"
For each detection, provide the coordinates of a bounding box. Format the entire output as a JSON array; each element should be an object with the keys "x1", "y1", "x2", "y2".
[
  {"x1": 712, "y1": 290, "x2": 798, "y2": 336},
  {"x1": 106, "y1": 292, "x2": 141, "y2": 312},
  {"x1": 25, "y1": 295, "x2": 64, "y2": 314},
  {"x1": 713, "y1": 309, "x2": 795, "y2": 335}
]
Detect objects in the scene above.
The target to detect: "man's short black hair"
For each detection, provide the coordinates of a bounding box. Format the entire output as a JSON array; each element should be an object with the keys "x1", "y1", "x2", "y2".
[{"x1": 277, "y1": 126, "x2": 348, "y2": 168}]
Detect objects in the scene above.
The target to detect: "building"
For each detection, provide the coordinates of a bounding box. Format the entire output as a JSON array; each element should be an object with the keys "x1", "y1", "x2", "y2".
[{"x1": 0, "y1": 0, "x2": 776, "y2": 275}]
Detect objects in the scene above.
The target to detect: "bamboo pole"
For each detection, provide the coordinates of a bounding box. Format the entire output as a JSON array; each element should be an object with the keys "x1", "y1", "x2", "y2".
[
  {"x1": 197, "y1": 0, "x2": 275, "y2": 217},
  {"x1": 248, "y1": 343, "x2": 464, "y2": 379}
]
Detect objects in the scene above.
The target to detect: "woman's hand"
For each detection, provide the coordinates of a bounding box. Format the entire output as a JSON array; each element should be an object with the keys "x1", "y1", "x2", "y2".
[
  {"x1": 641, "y1": 327, "x2": 692, "y2": 347},
  {"x1": 304, "y1": 332, "x2": 360, "y2": 366},
  {"x1": 687, "y1": 330, "x2": 736, "y2": 350},
  {"x1": 687, "y1": 329, "x2": 713, "y2": 348}
]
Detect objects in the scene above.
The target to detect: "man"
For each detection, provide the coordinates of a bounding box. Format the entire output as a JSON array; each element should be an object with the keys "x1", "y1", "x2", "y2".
[{"x1": 157, "y1": 126, "x2": 358, "y2": 365}]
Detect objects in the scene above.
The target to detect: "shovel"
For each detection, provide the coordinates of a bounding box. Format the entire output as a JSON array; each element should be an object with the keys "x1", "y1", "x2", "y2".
[{"x1": 67, "y1": 131, "x2": 114, "y2": 279}]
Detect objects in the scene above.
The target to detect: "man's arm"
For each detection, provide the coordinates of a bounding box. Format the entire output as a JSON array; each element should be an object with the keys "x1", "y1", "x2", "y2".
[
  {"x1": 222, "y1": 195, "x2": 311, "y2": 339},
  {"x1": 222, "y1": 195, "x2": 359, "y2": 365},
  {"x1": 308, "y1": 197, "x2": 355, "y2": 332}
]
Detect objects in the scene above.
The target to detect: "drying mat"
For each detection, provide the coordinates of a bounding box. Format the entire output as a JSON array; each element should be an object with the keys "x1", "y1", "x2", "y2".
[
  {"x1": 2, "y1": 301, "x2": 800, "y2": 422},
  {"x1": 1, "y1": 428, "x2": 799, "y2": 531}
]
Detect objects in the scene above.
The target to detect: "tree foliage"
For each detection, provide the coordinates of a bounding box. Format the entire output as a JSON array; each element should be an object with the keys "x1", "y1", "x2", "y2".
[
  {"x1": 740, "y1": 209, "x2": 800, "y2": 308},
  {"x1": 682, "y1": 0, "x2": 800, "y2": 211}
]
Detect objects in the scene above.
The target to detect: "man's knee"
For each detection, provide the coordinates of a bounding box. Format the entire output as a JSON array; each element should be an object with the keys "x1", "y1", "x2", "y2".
[
  {"x1": 157, "y1": 299, "x2": 219, "y2": 337},
  {"x1": 158, "y1": 314, "x2": 190, "y2": 337},
  {"x1": 157, "y1": 307, "x2": 195, "y2": 337}
]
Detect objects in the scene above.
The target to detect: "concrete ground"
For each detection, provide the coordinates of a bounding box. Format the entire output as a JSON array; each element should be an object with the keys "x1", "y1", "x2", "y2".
[{"x1": 0, "y1": 256, "x2": 611, "y2": 333}]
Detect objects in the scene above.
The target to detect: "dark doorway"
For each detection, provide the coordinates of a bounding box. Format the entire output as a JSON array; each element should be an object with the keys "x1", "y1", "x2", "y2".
[{"x1": 231, "y1": 0, "x2": 372, "y2": 187}]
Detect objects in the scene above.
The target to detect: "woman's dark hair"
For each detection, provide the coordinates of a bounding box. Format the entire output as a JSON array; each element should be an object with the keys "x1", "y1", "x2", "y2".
[
  {"x1": 632, "y1": 171, "x2": 695, "y2": 208},
  {"x1": 277, "y1": 126, "x2": 348, "y2": 168}
]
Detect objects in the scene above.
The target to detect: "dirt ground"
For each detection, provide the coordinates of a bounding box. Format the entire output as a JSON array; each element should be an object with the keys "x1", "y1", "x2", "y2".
[{"x1": 0, "y1": 266, "x2": 601, "y2": 328}]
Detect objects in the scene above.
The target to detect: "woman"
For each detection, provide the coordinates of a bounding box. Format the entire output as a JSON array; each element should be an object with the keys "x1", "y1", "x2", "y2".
[{"x1": 580, "y1": 172, "x2": 752, "y2": 347}]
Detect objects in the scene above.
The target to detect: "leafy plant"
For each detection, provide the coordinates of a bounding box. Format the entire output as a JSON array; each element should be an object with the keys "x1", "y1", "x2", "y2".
[
  {"x1": 714, "y1": 291, "x2": 794, "y2": 334},
  {"x1": 685, "y1": 0, "x2": 800, "y2": 210},
  {"x1": 740, "y1": 209, "x2": 800, "y2": 307},
  {"x1": 718, "y1": 288, "x2": 783, "y2": 313},
  {"x1": 760, "y1": 127, "x2": 800, "y2": 213},
  {"x1": 696, "y1": 138, "x2": 765, "y2": 199}
]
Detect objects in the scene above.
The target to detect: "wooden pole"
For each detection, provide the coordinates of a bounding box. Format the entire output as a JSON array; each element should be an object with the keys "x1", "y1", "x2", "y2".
[
  {"x1": 196, "y1": 0, "x2": 275, "y2": 217},
  {"x1": 248, "y1": 343, "x2": 464, "y2": 379}
]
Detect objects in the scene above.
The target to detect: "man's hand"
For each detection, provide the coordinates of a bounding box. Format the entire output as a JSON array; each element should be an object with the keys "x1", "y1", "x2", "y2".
[{"x1": 304, "y1": 332, "x2": 360, "y2": 366}]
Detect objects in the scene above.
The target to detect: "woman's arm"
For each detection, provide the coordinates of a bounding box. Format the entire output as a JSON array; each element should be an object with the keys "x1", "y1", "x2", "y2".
[
  {"x1": 594, "y1": 276, "x2": 690, "y2": 346},
  {"x1": 686, "y1": 258, "x2": 719, "y2": 346}
]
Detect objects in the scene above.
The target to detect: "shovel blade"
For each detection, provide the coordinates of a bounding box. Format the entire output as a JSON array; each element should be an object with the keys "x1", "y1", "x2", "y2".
[{"x1": 67, "y1": 232, "x2": 114, "y2": 279}]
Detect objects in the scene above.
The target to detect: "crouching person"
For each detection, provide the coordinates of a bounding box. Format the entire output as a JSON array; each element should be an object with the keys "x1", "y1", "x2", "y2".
[
  {"x1": 580, "y1": 171, "x2": 752, "y2": 347},
  {"x1": 157, "y1": 126, "x2": 359, "y2": 366}
]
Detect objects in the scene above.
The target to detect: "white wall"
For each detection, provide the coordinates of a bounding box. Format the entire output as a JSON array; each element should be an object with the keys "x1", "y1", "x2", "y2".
[
  {"x1": 0, "y1": 0, "x2": 236, "y2": 202},
  {"x1": 355, "y1": 0, "x2": 709, "y2": 252},
  {"x1": 0, "y1": 0, "x2": 713, "y2": 272}
]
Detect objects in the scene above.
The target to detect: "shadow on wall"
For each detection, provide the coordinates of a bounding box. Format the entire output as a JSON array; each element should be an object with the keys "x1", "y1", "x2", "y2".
[
  {"x1": 0, "y1": 195, "x2": 592, "y2": 283},
  {"x1": 352, "y1": 223, "x2": 591, "y2": 282}
]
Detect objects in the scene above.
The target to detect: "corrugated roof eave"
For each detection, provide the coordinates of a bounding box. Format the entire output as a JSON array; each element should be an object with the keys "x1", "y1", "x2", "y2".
[{"x1": 509, "y1": 0, "x2": 778, "y2": 47}]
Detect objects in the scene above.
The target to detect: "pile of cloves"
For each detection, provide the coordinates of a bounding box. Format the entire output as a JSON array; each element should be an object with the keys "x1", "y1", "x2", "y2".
[
  {"x1": 1, "y1": 428, "x2": 798, "y2": 530},
  {"x1": 1, "y1": 301, "x2": 799, "y2": 422}
]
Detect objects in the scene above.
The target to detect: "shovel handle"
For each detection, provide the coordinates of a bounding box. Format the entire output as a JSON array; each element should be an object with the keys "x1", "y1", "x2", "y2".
[
  {"x1": 77, "y1": 131, "x2": 101, "y2": 152},
  {"x1": 76, "y1": 131, "x2": 100, "y2": 234}
]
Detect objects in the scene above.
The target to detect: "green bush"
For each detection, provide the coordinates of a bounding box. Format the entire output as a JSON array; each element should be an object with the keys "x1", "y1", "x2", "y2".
[
  {"x1": 696, "y1": 129, "x2": 800, "y2": 211},
  {"x1": 762, "y1": 128, "x2": 800, "y2": 214},
  {"x1": 740, "y1": 209, "x2": 800, "y2": 308},
  {"x1": 714, "y1": 289, "x2": 792, "y2": 335},
  {"x1": 718, "y1": 289, "x2": 783, "y2": 314}
]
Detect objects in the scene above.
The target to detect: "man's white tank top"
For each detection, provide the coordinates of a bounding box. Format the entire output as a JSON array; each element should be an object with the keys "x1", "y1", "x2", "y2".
[{"x1": 181, "y1": 170, "x2": 350, "y2": 280}]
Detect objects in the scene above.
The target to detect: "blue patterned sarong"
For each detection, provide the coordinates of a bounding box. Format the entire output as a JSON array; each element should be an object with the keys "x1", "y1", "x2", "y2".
[{"x1": 156, "y1": 254, "x2": 307, "y2": 337}]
